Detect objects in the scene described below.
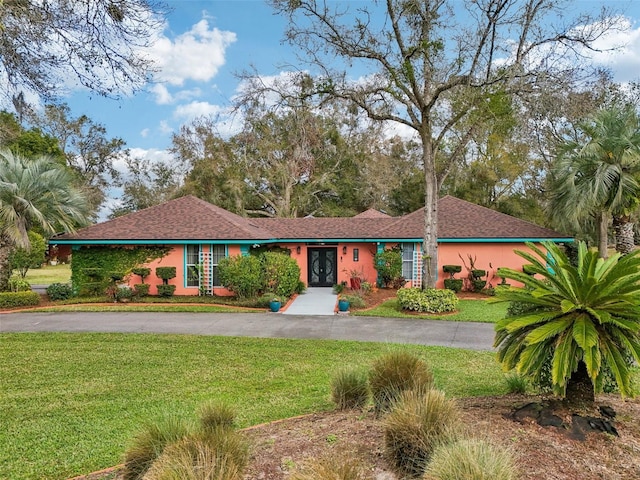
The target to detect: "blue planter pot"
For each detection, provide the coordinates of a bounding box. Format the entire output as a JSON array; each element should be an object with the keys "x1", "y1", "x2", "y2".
[
  {"x1": 269, "y1": 300, "x2": 281, "y2": 312},
  {"x1": 338, "y1": 299, "x2": 350, "y2": 312}
]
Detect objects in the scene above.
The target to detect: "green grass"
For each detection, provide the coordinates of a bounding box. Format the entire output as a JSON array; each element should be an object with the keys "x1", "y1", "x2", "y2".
[
  {"x1": 0, "y1": 333, "x2": 506, "y2": 480},
  {"x1": 355, "y1": 298, "x2": 508, "y2": 322},
  {"x1": 23, "y1": 264, "x2": 71, "y2": 284}
]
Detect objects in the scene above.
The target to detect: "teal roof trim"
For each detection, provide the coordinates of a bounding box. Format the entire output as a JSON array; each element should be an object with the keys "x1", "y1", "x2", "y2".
[{"x1": 54, "y1": 237, "x2": 574, "y2": 246}]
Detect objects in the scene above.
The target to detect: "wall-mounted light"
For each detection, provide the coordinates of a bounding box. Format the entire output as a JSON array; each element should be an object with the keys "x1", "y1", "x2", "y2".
[
  {"x1": 296, "y1": 245, "x2": 301, "y2": 254},
  {"x1": 353, "y1": 248, "x2": 359, "y2": 262},
  {"x1": 342, "y1": 245, "x2": 347, "y2": 255}
]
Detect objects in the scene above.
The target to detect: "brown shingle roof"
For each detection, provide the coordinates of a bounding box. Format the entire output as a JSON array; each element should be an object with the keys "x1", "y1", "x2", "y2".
[
  {"x1": 54, "y1": 194, "x2": 569, "y2": 243},
  {"x1": 353, "y1": 208, "x2": 391, "y2": 219},
  {"x1": 54, "y1": 195, "x2": 272, "y2": 241},
  {"x1": 378, "y1": 196, "x2": 568, "y2": 239}
]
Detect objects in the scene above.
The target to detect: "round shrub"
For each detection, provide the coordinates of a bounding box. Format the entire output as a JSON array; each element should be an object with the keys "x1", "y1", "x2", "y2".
[
  {"x1": 261, "y1": 251, "x2": 301, "y2": 298},
  {"x1": 369, "y1": 351, "x2": 434, "y2": 414},
  {"x1": 374, "y1": 247, "x2": 403, "y2": 287},
  {"x1": 384, "y1": 389, "x2": 460, "y2": 478},
  {"x1": 218, "y1": 255, "x2": 263, "y2": 299},
  {"x1": 424, "y1": 438, "x2": 518, "y2": 480},
  {"x1": 134, "y1": 283, "x2": 150, "y2": 297},
  {"x1": 331, "y1": 369, "x2": 370, "y2": 410},
  {"x1": 46, "y1": 282, "x2": 73, "y2": 301},
  {"x1": 397, "y1": 288, "x2": 459, "y2": 313}
]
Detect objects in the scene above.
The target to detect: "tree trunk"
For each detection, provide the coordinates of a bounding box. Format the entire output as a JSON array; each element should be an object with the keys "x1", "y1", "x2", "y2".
[
  {"x1": 422, "y1": 137, "x2": 438, "y2": 289},
  {"x1": 613, "y1": 215, "x2": 635, "y2": 255},
  {"x1": 0, "y1": 236, "x2": 12, "y2": 292},
  {"x1": 565, "y1": 361, "x2": 595, "y2": 406},
  {"x1": 597, "y1": 212, "x2": 609, "y2": 259}
]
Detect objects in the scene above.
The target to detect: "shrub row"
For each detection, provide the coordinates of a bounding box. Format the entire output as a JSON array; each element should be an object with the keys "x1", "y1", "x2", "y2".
[
  {"x1": 0, "y1": 291, "x2": 40, "y2": 308},
  {"x1": 397, "y1": 287, "x2": 459, "y2": 313}
]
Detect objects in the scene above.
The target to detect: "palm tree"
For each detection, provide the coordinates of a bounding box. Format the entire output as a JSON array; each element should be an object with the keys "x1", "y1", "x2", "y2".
[
  {"x1": 548, "y1": 105, "x2": 640, "y2": 258},
  {"x1": 0, "y1": 149, "x2": 91, "y2": 291},
  {"x1": 494, "y1": 241, "x2": 640, "y2": 405}
]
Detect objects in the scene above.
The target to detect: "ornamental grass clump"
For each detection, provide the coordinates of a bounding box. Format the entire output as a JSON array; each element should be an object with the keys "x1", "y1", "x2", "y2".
[
  {"x1": 143, "y1": 428, "x2": 249, "y2": 480},
  {"x1": 122, "y1": 416, "x2": 191, "y2": 480},
  {"x1": 197, "y1": 401, "x2": 237, "y2": 431},
  {"x1": 384, "y1": 389, "x2": 460, "y2": 478},
  {"x1": 423, "y1": 438, "x2": 518, "y2": 480},
  {"x1": 369, "y1": 351, "x2": 434, "y2": 414},
  {"x1": 290, "y1": 454, "x2": 371, "y2": 480},
  {"x1": 331, "y1": 368, "x2": 370, "y2": 410}
]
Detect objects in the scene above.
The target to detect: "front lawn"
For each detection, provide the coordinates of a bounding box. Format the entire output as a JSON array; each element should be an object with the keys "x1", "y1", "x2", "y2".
[
  {"x1": 355, "y1": 298, "x2": 508, "y2": 322},
  {"x1": 0, "y1": 333, "x2": 506, "y2": 480},
  {"x1": 23, "y1": 263, "x2": 71, "y2": 284}
]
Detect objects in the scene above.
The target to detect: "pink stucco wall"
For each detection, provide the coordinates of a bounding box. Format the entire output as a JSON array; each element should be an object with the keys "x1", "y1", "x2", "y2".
[
  {"x1": 126, "y1": 241, "x2": 540, "y2": 296},
  {"x1": 436, "y1": 242, "x2": 535, "y2": 289}
]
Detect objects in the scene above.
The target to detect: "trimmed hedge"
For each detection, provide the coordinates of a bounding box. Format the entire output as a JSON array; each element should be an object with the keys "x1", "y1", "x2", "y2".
[
  {"x1": 262, "y1": 251, "x2": 300, "y2": 298},
  {"x1": 443, "y1": 279, "x2": 463, "y2": 293},
  {"x1": 156, "y1": 285, "x2": 176, "y2": 297},
  {"x1": 397, "y1": 287, "x2": 459, "y2": 313},
  {"x1": 0, "y1": 291, "x2": 40, "y2": 308}
]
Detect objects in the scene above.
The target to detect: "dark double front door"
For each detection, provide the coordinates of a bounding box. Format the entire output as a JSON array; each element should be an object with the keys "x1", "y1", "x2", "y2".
[{"x1": 307, "y1": 247, "x2": 337, "y2": 287}]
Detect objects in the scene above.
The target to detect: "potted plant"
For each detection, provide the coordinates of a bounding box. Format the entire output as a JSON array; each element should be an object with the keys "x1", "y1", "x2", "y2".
[
  {"x1": 338, "y1": 295, "x2": 350, "y2": 312},
  {"x1": 346, "y1": 268, "x2": 364, "y2": 290},
  {"x1": 269, "y1": 297, "x2": 282, "y2": 312}
]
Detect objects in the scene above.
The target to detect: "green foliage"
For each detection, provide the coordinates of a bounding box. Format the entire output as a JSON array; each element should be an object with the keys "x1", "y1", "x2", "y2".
[
  {"x1": 157, "y1": 285, "x2": 176, "y2": 297},
  {"x1": 46, "y1": 282, "x2": 74, "y2": 300},
  {"x1": 155, "y1": 267, "x2": 177, "y2": 283},
  {"x1": 218, "y1": 255, "x2": 264, "y2": 299},
  {"x1": 134, "y1": 284, "x2": 150, "y2": 297},
  {"x1": 443, "y1": 279, "x2": 463, "y2": 293},
  {"x1": 368, "y1": 351, "x2": 434, "y2": 414},
  {"x1": 8, "y1": 275, "x2": 31, "y2": 292},
  {"x1": 71, "y1": 246, "x2": 168, "y2": 296},
  {"x1": 374, "y1": 248, "x2": 403, "y2": 287},
  {"x1": 331, "y1": 369, "x2": 370, "y2": 410},
  {"x1": 425, "y1": 438, "x2": 518, "y2": 480},
  {"x1": 340, "y1": 293, "x2": 366, "y2": 308},
  {"x1": 116, "y1": 286, "x2": 134, "y2": 300},
  {"x1": 384, "y1": 389, "x2": 460, "y2": 478},
  {"x1": 494, "y1": 241, "x2": 640, "y2": 399},
  {"x1": 0, "y1": 291, "x2": 40, "y2": 308},
  {"x1": 9, "y1": 231, "x2": 46, "y2": 277},
  {"x1": 262, "y1": 251, "x2": 301, "y2": 298},
  {"x1": 132, "y1": 267, "x2": 151, "y2": 280},
  {"x1": 333, "y1": 282, "x2": 346, "y2": 294},
  {"x1": 442, "y1": 265, "x2": 462, "y2": 276},
  {"x1": 504, "y1": 372, "x2": 528, "y2": 394},
  {"x1": 397, "y1": 288, "x2": 459, "y2": 313},
  {"x1": 197, "y1": 402, "x2": 237, "y2": 432},
  {"x1": 123, "y1": 416, "x2": 191, "y2": 480}
]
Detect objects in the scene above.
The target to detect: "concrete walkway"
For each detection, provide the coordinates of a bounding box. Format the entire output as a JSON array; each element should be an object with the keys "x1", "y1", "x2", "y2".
[
  {"x1": 283, "y1": 287, "x2": 336, "y2": 315},
  {"x1": 0, "y1": 311, "x2": 496, "y2": 350}
]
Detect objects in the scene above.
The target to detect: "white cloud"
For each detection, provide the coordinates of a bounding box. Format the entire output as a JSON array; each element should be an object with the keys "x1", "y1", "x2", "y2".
[
  {"x1": 586, "y1": 17, "x2": 640, "y2": 83},
  {"x1": 150, "y1": 84, "x2": 173, "y2": 104},
  {"x1": 140, "y1": 128, "x2": 150, "y2": 138},
  {"x1": 159, "y1": 120, "x2": 173, "y2": 135},
  {"x1": 173, "y1": 101, "x2": 224, "y2": 120},
  {"x1": 150, "y1": 19, "x2": 236, "y2": 87}
]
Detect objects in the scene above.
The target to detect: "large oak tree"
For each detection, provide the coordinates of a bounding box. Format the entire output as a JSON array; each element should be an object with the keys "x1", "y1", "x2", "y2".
[{"x1": 271, "y1": 0, "x2": 618, "y2": 287}]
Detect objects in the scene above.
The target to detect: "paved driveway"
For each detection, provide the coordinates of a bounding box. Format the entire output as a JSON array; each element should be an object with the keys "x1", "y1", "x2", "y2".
[{"x1": 0, "y1": 311, "x2": 496, "y2": 351}]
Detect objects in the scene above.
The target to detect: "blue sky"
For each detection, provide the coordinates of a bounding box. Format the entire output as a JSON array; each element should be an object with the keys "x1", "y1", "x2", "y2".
[{"x1": 44, "y1": 0, "x2": 640, "y2": 213}]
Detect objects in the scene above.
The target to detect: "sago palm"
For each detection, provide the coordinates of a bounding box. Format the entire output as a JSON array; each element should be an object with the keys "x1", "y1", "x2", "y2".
[
  {"x1": 494, "y1": 241, "x2": 640, "y2": 404},
  {"x1": 0, "y1": 149, "x2": 90, "y2": 290}
]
